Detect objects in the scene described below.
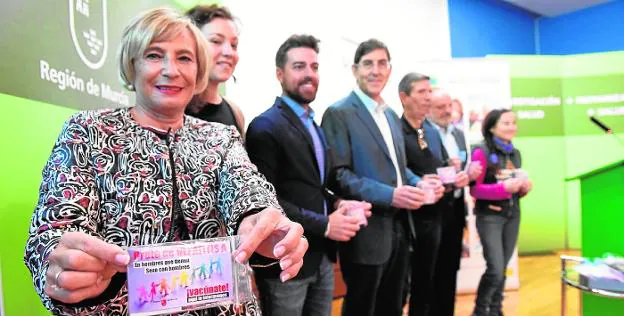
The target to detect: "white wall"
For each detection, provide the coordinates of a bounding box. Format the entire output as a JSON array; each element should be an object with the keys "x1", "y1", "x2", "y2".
[
  {"x1": 224, "y1": 0, "x2": 451, "y2": 125},
  {"x1": 409, "y1": 58, "x2": 513, "y2": 143}
]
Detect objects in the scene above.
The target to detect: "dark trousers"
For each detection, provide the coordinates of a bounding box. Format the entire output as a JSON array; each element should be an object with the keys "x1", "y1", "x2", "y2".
[
  {"x1": 432, "y1": 199, "x2": 466, "y2": 316},
  {"x1": 474, "y1": 212, "x2": 520, "y2": 316},
  {"x1": 408, "y1": 215, "x2": 442, "y2": 316},
  {"x1": 340, "y1": 220, "x2": 410, "y2": 316}
]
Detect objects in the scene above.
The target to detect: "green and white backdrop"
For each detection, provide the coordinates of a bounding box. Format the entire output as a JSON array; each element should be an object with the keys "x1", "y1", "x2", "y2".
[
  {"x1": 1, "y1": 0, "x2": 456, "y2": 314},
  {"x1": 417, "y1": 53, "x2": 624, "y2": 292},
  {"x1": 501, "y1": 52, "x2": 624, "y2": 254},
  {"x1": 1, "y1": 0, "x2": 623, "y2": 315}
]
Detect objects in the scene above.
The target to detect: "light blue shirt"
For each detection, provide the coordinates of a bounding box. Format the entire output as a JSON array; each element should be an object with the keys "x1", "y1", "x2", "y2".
[
  {"x1": 353, "y1": 87, "x2": 387, "y2": 114},
  {"x1": 429, "y1": 120, "x2": 464, "y2": 162},
  {"x1": 281, "y1": 95, "x2": 327, "y2": 216},
  {"x1": 281, "y1": 95, "x2": 315, "y2": 123},
  {"x1": 430, "y1": 120, "x2": 465, "y2": 197}
]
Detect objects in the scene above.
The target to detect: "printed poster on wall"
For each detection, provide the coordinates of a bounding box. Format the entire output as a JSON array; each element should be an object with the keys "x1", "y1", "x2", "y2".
[{"x1": 0, "y1": 1, "x2": 189, "y2": 110}]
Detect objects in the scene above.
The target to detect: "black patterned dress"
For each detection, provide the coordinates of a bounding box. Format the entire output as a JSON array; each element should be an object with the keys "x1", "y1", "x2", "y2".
[{"x1": 24, "y1": 108, "x2": 279, "y2": 315}]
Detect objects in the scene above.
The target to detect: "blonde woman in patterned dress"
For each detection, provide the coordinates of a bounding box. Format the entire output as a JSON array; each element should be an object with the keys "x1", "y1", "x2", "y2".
[{"x1": 24, "y1": 7, "x2": 307, "y2": 316}]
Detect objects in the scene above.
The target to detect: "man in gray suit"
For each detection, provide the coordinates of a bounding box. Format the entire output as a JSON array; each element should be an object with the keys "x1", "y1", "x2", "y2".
[{"x1": 321, "y1": 39, "x2": 426, "y2": 316}]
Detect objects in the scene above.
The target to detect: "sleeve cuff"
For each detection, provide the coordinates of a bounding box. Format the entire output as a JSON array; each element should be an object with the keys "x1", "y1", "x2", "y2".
[
  {"x1": 51, "y1": 272, "x2": 126, "y2": 309},
  {"x1": 234, "y1": 208, "x2": 263, "y2": 234}
]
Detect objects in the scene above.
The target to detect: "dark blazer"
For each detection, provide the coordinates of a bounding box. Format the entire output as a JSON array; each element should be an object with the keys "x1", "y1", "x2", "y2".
[
  {"x1": 246, "y1": 97, "x2": 338, "y2": 280},
  {"x1": 321, "y1": 91, "x2": 420, "y2": 265},
  {"x1": 423, "y1": 119, "x2": 467, "y2": 170}
]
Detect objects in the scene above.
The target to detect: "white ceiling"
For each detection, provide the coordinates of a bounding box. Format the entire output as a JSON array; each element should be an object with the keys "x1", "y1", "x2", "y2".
[{"x1": 501, "y1": 0, "x2": 612, "y2": 17}]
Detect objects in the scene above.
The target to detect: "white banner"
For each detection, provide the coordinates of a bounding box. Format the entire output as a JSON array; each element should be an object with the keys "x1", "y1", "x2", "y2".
[{"x1": 224, "y1": 0, "x2": 452, "y2": 126}]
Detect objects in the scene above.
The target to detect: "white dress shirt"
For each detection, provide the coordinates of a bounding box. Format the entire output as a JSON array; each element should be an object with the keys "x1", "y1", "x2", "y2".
[
  {"x1": 430, "y1": 120, "x2": 463, "y2": 197},
  {"x1": 354, "y1": 87, "x2": 403, "y2": 187}
]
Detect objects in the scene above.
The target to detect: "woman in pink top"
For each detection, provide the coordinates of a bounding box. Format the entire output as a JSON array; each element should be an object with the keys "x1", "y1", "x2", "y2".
[{"x1": 470, "y1": 109, "x2": 532, "y2": 316}]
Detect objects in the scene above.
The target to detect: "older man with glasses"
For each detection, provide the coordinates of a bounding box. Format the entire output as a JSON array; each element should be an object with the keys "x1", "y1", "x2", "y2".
[{"x1": 321, "y1": 39, "x2": 426, "y2": 316}]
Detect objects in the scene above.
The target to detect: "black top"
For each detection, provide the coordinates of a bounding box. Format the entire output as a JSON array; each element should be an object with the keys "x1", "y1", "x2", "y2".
[
  {"x1": 472, "y1": 141, "x2": 522, "y2": 217},
  {"x1": 402, "y1": 116, "x2": 447, "y2": 219},
  {"x1": 141, "y1": 126, "x2": 190, "y2": 241},
  {"x1": 185, "y1": 97, "x2": 243, "y2": 134},
  {"x1": 402, "y1": 116, "x2": 446, "y2": 176}
]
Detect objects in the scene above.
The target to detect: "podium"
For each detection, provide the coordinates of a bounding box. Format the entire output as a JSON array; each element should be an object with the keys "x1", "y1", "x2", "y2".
[{"x1": 566, "y1": 159, "x2": 624, "y2": 315}]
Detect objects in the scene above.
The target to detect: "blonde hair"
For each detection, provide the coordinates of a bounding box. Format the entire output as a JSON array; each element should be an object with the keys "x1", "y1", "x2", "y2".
[{"x1": 117, "y1": 7, "x2": 210, "y2": 93}]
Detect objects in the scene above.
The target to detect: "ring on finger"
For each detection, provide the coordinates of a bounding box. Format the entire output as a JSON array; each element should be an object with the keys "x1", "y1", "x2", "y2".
[{"x1": 51, "y1": 270, "x2": 63, "y2": 290}]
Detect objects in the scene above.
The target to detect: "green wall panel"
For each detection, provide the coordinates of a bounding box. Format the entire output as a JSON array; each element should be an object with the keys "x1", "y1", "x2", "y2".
[
  {"x1": 0, "y1": 93, "x2": 77, "y2": 316},
  {"x1": 565, "y1": 181, "x2": 581, "y2": 249},
  {"x1": 494, "y1": 52, "x2": 624, "y2": 253},
  {"x1": 513, "y1": 137, "x2": 567, "y2": 253},
  {"x1": 579, "y1": 165, "x2": 624, "y2": 315}
]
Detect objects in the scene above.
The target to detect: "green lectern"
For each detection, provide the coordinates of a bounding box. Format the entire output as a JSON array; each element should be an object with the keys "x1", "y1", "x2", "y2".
[{"x1": 566, "y1": 159, "x2": 624, "y2": 315}]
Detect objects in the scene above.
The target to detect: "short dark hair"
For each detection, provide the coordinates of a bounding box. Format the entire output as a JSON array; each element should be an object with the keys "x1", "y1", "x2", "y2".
[
  {"x1": 275, "y1": 34, "x2": 320, "y2": 68},
  {"x1": 398, "y1": 72, "x2": 430, "y2": 95},
  {"x1": 185, "y1": 4, "x2": 234, "y2": 29},
  {"x1": 353, "y1": 39, "x2": 391, "y2": 65},
  {"x1": 482, "y1": 108, "x2": 514, "y2": 143}
]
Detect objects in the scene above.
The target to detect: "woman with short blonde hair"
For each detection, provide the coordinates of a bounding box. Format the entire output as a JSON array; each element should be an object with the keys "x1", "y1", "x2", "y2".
[
  {"x1": 25, "y1": 7, "x2": 307, "y2": 315},
  {"x1": 117, "y1": 7, "x2": 210, "y2": 93}
]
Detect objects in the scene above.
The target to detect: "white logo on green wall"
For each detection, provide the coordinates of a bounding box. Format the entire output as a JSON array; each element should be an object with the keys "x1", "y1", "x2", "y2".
[{"x1": 69, "y1": 0, "x2": 108, "y2": 70}]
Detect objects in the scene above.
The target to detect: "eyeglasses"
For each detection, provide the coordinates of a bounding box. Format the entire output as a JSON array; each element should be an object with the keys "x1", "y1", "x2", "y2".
[{"x1": 358, "y1": 59, "x2": 391, "y2": 71}]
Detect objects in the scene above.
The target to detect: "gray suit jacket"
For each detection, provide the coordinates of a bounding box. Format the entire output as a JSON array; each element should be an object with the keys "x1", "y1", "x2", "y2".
[
  {"x1": 321, "y1": 91, "x2": 420, "y2": 265},
  {"x1": 423, "y1": 119, "x2": 468, "y2": 169},
  {"x1": 423, "y1": 119, "x2": 469, "y2": 220}
]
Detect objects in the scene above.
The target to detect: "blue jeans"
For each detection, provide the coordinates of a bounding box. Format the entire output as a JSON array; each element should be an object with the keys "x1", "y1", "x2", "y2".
[
  {"x1": 256, "y1": 255, "x2": 334, "y2": 316},
  {"x1": 474, "y1": 212, "x2": 520, "y2": 316}
]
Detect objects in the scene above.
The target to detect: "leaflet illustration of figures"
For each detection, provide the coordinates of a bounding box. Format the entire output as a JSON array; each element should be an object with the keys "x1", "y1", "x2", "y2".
[
  {"x1": 127, "y1": 239, "x2": 235, "y2": 316},
  {"x1": 69, "y1": 0, "x2": 108, "y2": 69}
]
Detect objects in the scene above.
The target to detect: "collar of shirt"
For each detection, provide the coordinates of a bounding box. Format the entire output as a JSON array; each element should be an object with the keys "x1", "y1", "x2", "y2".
[
  {"x1": 281, "y1": 95, "x2": 315, "y2": 121},
  {"x1": 401, "y1": 115, "x2": 420, "y2": 135},
  {"x1": 429, "y1": 119, "x2": 455, "y2": 137},
  {"x1": 354, "y1": 87, "x2": 388, "y2": 114}
]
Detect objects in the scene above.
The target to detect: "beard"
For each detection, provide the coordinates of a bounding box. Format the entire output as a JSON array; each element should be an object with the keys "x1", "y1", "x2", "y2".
[
  {"x1": 285, "y1": 90, "x2": 316, "y2": 105},
  {"x1": 284, "y1": 78, "x2": 318, "y2": 105}
]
